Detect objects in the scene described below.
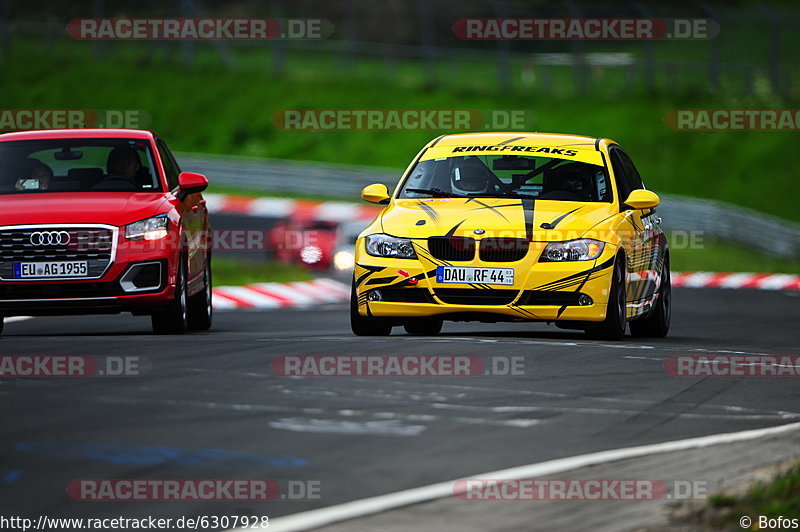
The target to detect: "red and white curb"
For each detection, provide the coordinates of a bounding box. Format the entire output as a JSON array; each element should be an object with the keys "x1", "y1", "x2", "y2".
[
  {"x1": 204, "y1": 193, "x2": 380, "y2": 222},
  {"x1": 672, "y1": 271, "x2": 800, "y2": 291},
  {"x1": 210, "y1": 272, "x2": 799, "y2": 312},
  {"x1": 212, "y1": 278, "x2": 350, "y2": 310}
]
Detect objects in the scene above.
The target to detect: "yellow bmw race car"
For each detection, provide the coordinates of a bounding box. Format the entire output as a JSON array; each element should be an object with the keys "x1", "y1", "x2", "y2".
[{"x1": 351, "y1": 132, "x2": 670, "y2": 340}]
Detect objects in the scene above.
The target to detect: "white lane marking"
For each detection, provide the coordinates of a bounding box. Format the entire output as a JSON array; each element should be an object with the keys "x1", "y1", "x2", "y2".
[
  {"x1": 281, "y1": 335, "x2": 789, "y2": 358},
  {"x1": 4, "y1": 316, "x2": 33, "y2": 324},
  {"x1": 269, "y1": 418, "x2": 426, "y2": 437},
  {"x1": 251, "y1": 421, "x2": 800, "y2": 532}
]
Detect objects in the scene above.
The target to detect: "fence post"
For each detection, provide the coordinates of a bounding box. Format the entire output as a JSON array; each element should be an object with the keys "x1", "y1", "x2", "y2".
[
  {"x1": 489, "y1": 0, "x2": 512, "y2": 92},
  {"x1": 271, "y1": 0, "x2": 286, "y2": 76},
  {"x1": 633, "y1": 3, "x2": 656, "y2": 92},
  {"x1": 564, "y1": 0, "x2": 587, "y2": 95},
  {"x1": 700, "y1": 3, "x2": 721, "y2": 91},
  {"x1": 759, "y1": 5, "x2": 781, "y2": 96},
  {"x1": 419, "y1": 0, "x2": 437, "y2": 87}
]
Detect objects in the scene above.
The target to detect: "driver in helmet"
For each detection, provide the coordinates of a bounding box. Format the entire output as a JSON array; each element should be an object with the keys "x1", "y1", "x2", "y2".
[
  {"x1": 558, "y1": 166, "x2": 592, "y2": 200},
  {"x1": 451, "y1": 158, "x2": 492, "y2": 195}
]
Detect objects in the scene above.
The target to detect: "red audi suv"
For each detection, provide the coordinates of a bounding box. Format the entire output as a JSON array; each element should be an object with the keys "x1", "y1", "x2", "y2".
[{"x1": 0, "y1": 129, "x2": 212, "y2": 335}]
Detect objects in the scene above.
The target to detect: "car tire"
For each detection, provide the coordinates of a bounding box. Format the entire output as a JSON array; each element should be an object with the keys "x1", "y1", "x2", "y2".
[
  {"x1": 0, "y1": 317, "x2": 4, "y2": 336},
  {"x1": 188, "y1": 253, "x2": 213, "y2": 331},
  {"x1": 586, "y1": 254, "x2": 627, "y2": 341},
  {"x1": 629, "y1": 253, "x2": 671, "y2": 338},
  {"x1": 152, "y1": 253, "x2": 189, "y2": 335},
  {"x1": 350, "y1": 280, "x2": 392, "y2": 336},
  {"x1": 403, "y1": 318, "x2": 443, "y2": 336}
]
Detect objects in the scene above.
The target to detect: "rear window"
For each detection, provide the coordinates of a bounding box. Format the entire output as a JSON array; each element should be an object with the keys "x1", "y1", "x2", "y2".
[{"x1": 0, "y1": 138, "x2": 162, "y2": 195}]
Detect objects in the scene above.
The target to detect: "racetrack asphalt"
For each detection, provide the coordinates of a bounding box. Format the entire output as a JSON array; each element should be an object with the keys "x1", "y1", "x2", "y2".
[{"x1": 0, "y1": 287, "x2": 798, "y2": 529}]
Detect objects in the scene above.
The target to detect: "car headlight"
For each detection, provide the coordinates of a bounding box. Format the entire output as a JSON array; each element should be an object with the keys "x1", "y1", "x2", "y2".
[
  {"x1": 125, "y1": 214, "x2": 169, "y2": 241},
  {"x1": 334, "y1": 250, "x2": 355, "y2": 270},
  {"x1": 539, "y1": 239, "x2": 604, "y2": 262},
  {"x1": 365, "y1": 234, "x2": 417, "y2": 259}
]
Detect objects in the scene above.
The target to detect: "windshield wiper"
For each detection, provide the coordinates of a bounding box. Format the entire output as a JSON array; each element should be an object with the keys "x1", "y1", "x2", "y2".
[
  {"x1": 405, "y1": 187, "x2": 464, "y2": 198},
  {"x1": 466, "y1": 191, "x2": 538, "y2": 199}
]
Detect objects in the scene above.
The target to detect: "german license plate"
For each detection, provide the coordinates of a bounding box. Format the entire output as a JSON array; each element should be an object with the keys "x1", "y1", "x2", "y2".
[
  {"x1": 436, "y1": 266, "x2": 514, "y2": 285},
  {"x1": 13, "y1": 261, "x2": 89, "y2": 279}
]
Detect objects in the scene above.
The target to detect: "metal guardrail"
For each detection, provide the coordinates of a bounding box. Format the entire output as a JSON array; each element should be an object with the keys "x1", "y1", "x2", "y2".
[{"x1": 178, "y1": 152, "x2": 800, "y2": 260}]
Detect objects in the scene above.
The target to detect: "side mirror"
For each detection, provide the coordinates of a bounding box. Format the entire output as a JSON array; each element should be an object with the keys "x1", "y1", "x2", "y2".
[
  {"x1": 624, "y1": 189, "x2": 660, "y2": 210},
  {"x1": 177, "y1": 171, "x2": 208, "y2": 197},
  {"x1": 361, "y1": 183, "x2": 391, "y2": 205}
]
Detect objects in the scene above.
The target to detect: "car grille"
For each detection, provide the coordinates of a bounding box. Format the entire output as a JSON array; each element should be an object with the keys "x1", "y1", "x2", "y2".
[
  {"x1": 0, "y1": 226, "x2": 115, "y2": 280},
  {"x1": 433, "y1": 288, "x2": 518, "y2": 305},
  {"x1": 478, "y1": 238, "x2": 529, "y2": 262},
  {"x1": 427, "y1": 237, "x2": 475, "y2": 261},
  {"x1": 0, "y1": 282, "x2": 122, "y2": 300},
  {"x1": 377, "y1": 288, "x2": 434, "y2": 303},
  {"x1": 518, "y1": 290, "x2": 582, "y2": 306}
]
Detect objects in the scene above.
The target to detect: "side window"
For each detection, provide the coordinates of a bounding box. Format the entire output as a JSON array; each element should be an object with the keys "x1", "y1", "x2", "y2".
[
  {"x1": 609, "y1": 149, "x2": 630, "y2": 204},
  {"x1": 617, "y1": 150, "x2": 644, "y2": 192},
  {"x1": 156, "y1": 139, "x2": 180, "y2": 190}
]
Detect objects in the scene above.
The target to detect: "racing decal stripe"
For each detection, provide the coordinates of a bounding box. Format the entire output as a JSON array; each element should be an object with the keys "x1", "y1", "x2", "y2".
[
  {"x1": 355, "y1": 265, "x2": 387, "y2": 286},
  {"x1": 417, "y1": 201, "x2": 442, "y2": 227},
  {"x1": 535, "y1": 268, "x2": 610, "y2": 293},
  {"x1": 540, "y1": 207, "x2": 581, "y2": 230},
  {"x1": 498, "y1": 136, "x2": 526, "y2": 145},
  {"x1": 366, "y1": 276, "x2": 399, "y2": 286},
  {"x1": 466, "y1": 199, "x2": 511, "y2": 221},
  {"x1": 532, "y1": 256, "x2": 616, "y2": 291},
  {"x1": 522, "y1": 199, "x2": 535, "y2": 240},
  {"x1": 556, "y1": 305, "x2": 568, "y2": 318},
  {"x1": 445, "y1": 220, "x2": 466, "y2": 237}
]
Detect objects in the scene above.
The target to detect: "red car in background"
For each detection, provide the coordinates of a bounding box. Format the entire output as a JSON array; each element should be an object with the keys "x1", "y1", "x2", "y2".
[
  {"x1": 0, "y1": 129, "x2": 212, "y2": 335},
  {"x1": 267, "y1": 216, "x2": 338, "y2": 270}
]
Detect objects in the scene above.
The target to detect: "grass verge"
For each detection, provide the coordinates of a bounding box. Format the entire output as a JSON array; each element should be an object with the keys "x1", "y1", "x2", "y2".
[
  {"x1": 704, "y1": 463, "x2": 800, "y2": 528},
  {"x1": 671, "y1": 240, "x2": 800, "y2": 274},
  {"x1": 213, "y1": 258, "x2": 313, "y2": 286}
]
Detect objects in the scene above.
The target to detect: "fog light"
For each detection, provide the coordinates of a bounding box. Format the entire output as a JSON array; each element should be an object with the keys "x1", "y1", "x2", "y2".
[
  {"x1": 578, "y1": 294, "x2": 593, "y2": 306},
  {"x1": 367, "y1": 290, "x2": 383, "y2": 302}
]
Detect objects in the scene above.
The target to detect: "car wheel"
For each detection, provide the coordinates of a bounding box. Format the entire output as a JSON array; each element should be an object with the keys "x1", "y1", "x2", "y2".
[
  {"x1": 188, "y1": 253, "x2": 213, "y2": 331},
  {"x1": 403, "y1": 318, "x2": 443, "y2": 336},
  {"x1": 586, "y1": 254, "x2": 626, "y2": 341},
  {"x1": 152, "y1": 253, "x2": 189, "y2": 334},
  {"x1": 350, "y1": 280, "x2": 392, "y2": 336},
  {"x1": 629, "y1": 254, "x2": 671, "y2": 338},
  {"x1": 0, "y1": 317, "x2": 4, "y2": 336}
]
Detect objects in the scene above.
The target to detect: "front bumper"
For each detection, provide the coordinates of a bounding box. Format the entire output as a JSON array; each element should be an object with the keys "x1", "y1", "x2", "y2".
[
  {"x1": 0, "y1": 227, "x2": 178, "y2": 316},
  {"x1": 354, "y1": 240, "x2": 617, "y2": 323}
]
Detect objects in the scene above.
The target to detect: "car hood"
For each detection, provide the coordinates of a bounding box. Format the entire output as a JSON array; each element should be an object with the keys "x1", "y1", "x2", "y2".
[
  {"x1": 0, "y1": 193, "x2": 171, "y2": 227},
  {"x1": 380, "y1": 198, "x2": 617, "y2": 241}
]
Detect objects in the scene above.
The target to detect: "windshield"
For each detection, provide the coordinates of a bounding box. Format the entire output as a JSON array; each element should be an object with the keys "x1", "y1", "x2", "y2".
[
  {"x1": 399, "y1": 154, "x2": 611, "y2": 202},
  {"x1": 0, "y1": 138, "x2": 162, "y2": 195}
]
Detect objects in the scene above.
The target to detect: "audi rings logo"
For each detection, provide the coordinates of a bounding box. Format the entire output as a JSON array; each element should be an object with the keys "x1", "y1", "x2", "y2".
[{"x1": 30, "y1": 231, "x2": 70, "y2": 246}]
